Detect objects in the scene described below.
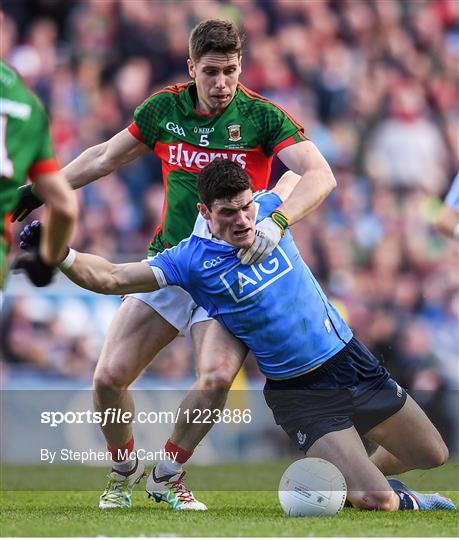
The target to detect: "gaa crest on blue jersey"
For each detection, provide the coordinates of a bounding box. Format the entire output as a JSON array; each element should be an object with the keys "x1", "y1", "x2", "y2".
[{"x1": 219, "y1": 245, "x2": 293, "y2": 303}]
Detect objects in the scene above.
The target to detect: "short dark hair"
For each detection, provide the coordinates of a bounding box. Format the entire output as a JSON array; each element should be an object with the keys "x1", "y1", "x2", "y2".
[
  {"x1": 189, "y1": 19, "x2": 244, "y2": 63},
  {"x1": 197, "y1": 159, "x2": 253, "y2": 209}
]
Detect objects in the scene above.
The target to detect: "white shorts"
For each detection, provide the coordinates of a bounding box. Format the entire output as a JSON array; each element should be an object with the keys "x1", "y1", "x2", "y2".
[{"x1": 129, "y1": 286, "x2": 211, "y2": 335}]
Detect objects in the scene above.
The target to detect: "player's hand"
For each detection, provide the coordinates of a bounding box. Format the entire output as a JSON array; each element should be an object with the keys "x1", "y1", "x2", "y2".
[
  {"x1": 19, "y1": 220, "x2": 42, "y2": 250},
  {"x1": 12, "y1": 184, "x2": 43, "y2": 222},
  {"x1": 12, "y1": 220, "x2": 55, "y2": 287},
  {"x1": 11, "y1": 251, "x2": 55, "y2": 287},
  {"x1": 237, "y1": 217, "x2": 283, "y2": 266}
]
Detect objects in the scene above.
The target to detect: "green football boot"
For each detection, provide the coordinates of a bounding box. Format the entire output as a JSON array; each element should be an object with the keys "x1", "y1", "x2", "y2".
[{"x1": 99, "y1": 460, "x2": 145, "y2": 509}]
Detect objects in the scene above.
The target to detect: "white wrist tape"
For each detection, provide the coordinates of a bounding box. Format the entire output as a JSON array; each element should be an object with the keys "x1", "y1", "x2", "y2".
[{"x1": 58, "y1": 248, "x2": 76, "y2": 270}]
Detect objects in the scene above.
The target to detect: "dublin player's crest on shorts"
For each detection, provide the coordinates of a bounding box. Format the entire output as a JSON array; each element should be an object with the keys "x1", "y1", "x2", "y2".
[{"x1": 127, "y1": 82, "x2": 306, "y2": 255}]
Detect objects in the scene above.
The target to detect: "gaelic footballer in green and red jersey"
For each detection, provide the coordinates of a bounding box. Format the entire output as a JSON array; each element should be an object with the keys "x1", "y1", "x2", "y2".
[
  {"x1": 0, "y1": 61, "x2": 60, "y2": 258},
  {"x1": 127, "y1": 82, "x2": 306, "y2": 255}
]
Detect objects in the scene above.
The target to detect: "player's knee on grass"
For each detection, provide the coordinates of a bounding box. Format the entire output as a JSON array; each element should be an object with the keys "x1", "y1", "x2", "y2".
[
  {"x1": 350, "y1": 490, "x2": 398, "y2": 511},
  {"x1": 414, "y1": 439, "x2": 449, "y2": 470}
]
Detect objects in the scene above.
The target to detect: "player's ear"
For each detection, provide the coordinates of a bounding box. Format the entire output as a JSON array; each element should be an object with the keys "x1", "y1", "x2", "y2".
[
  {"x1": 197, "y1": 202, "x2": 211, "y2": 220},
  {"x1": 187, "y1": 58, "x2": 196, "y2": 79}
]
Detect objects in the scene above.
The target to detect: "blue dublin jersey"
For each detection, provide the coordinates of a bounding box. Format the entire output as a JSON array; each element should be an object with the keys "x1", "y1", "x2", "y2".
[
  {"x1": 444, "y1": 172, "x2": 459, "y2": 210},
  {"x1": 150, "y1": 191, "x2": 353, "y2": 379}
]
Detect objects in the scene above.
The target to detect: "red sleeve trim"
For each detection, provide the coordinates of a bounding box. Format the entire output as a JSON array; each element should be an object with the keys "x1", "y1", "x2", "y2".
[
  {"x1": 273, "y1": 132, "x2": 307, "y2": 155},
  {"x1": 29, "y1": 158, "x2": 60, "y2": 180},
  {"x1": 3, "y1": 212, "x2": 13, "y2": 246},
  {"x1": 128, "y1": 122, "x2": 144, "y2": 142}
]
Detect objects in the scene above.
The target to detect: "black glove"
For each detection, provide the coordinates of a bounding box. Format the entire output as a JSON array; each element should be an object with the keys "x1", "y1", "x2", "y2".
[
  {"x1": 11, "y1": 251, "x2": 55, "y2": 287},
  {"x1": 12, "y1": 220, "x2": 55, "y2": 287},
  {"x1": 12, "y1": 184, "x2": 43, "y2": 222}
]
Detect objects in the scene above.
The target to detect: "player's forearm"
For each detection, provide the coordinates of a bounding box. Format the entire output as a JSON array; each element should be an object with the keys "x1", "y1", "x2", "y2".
[
  {"x1": 35, "y1": 171, "x2": 78, "y2": 264},
  {"x1": 63, "y1": 142, "x2": 113, "y2": 189},
  {"x1": 276, "y1": 165, "x2": 336, "y2": 225},
  {"x1": 60, "y1": 253, "x2": 159, "y2": 295},
  {"x1": 59, "y1": 251, "x2": 120, "y2": 294},
  {"x1": 40, "y1": 207, "x2": 76, "y2": 264},
  {"x1": 276, "y1": 141, "x2": 337, "y2": 225},
  {"x1": 62, "y1": 129, "x2": 148, "y2": 189}
]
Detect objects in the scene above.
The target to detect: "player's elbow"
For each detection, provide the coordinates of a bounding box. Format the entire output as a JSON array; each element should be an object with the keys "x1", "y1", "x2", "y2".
[
  {"x1": 310, "y1": 162, "x2": 336, "y2": 199},
  {"x1": 41, "y1": 177, "x2": 78, "y2": 222},
  {"x1": 55, "y1": 191, "x2": 78, "y2": 222},
  {"x1": 330, "y1": 173, "x2": 337, "y2": 192},
  {"x1": 325, "y1": 168, "x2": 337, "y2": 194},
  {"x1": 311, "y1": 166, "x2": 336, "y2": 207},
  {"x1": 311, "y1": 148, "x2": 337, "y2": 195}
]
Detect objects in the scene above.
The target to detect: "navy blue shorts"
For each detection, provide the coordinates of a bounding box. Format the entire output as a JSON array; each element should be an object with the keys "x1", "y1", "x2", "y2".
[{"x1": 263, "y1": 338, "x2": 407, "y2": 452}]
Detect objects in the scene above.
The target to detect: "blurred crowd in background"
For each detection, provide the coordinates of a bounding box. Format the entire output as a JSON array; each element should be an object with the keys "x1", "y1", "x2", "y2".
[{"x1": 1, "y1": 0, "x2": 458, "y2": 444}]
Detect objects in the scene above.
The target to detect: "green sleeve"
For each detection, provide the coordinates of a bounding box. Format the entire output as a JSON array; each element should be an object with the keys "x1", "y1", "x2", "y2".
[
  {"x1": 262, "y1": 104, "x2": 304, "y2": 156},
  {"x1": 133, "y1": 92, "x2": 173, "y2": 149},
  {"x1": 241, "y1": 98, "x2": 305, "y2": 157}
]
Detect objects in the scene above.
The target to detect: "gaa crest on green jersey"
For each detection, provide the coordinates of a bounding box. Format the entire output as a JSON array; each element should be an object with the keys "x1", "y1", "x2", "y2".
[{"x1": 227, "y1": 124, "x2": 241, "y2": 142}]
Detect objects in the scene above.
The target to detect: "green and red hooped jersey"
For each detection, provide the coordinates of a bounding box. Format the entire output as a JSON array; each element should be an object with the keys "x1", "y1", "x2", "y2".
[
  {"x1": 128, "y1": 82, "x2": 306, "y2": 256},
  {"x1": 0, "y1": 61, "x2": 60, "y2": 247}
]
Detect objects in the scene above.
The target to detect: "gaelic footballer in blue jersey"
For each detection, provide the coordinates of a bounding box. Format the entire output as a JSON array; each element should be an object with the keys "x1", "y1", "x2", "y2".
[
  {"x1": 151, "y1": 188, "x2": 352, "y2": 380},
  {"x1": 19, "y1": 159, "x2": 454, "y2": 513},
  {"x1": 437, "y1": 171, "x2": 459, "y2": 239}
]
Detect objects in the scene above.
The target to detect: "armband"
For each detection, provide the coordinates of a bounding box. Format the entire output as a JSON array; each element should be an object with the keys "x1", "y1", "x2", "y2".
[{"x1": 270, "y1": 210, "x2": 289, "y2": 237}]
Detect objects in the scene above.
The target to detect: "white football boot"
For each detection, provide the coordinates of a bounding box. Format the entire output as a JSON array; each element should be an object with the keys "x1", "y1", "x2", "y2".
[{"x1": 146, "y1": 467, "x2": 207, "y2": 510}]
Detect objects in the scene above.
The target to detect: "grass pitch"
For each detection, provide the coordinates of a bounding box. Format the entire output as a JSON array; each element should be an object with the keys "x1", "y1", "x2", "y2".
[{"x1": 1, "y1": 463, "x2": 458, "y2": 537}]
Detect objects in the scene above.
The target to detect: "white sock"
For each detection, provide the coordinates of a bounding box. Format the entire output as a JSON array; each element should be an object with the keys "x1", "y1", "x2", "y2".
[
  {"x1": 155, "y1": 456, "x2": 182, "y2": 478},
  {"x1": 112, "y1": 455, "x2": 137, "y2": 475}
]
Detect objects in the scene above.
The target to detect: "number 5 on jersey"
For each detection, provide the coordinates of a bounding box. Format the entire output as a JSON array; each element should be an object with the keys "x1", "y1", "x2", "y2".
[{"x1": 199, "y1": 134, "x2": 209, "y2": 147}]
